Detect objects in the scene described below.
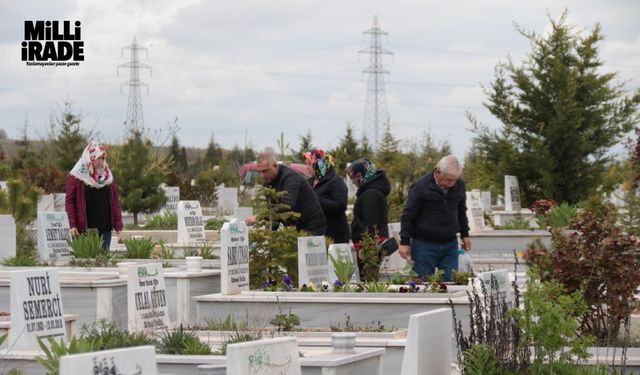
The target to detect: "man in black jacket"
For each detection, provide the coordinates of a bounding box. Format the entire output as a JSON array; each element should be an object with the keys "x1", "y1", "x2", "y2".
[
  {"x1": 398, "y1": 155, "x2": 471, "y2": 281},
  {"x1": 245, "y1": 150, "x2": 326, "y2": 236}
]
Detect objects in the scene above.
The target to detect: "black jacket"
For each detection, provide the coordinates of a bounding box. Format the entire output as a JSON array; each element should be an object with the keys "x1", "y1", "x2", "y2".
[
  {"x1": 351, "y1": 170, "x2": 390, "y2": 243},
  {"x1": 308, "y1": 169, "x2": 350, "y2": 243},
  {"x1": 267, "y1": 165, "x2": 326, "y2": 236},
  {"x1": 399, "y1": 170, "x2": 469, "y2": 245}
]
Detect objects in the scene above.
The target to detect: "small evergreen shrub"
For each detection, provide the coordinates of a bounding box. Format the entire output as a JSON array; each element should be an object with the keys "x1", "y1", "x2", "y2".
[
  {"x1": 68, "y1": 229, "x2": 103, "y2": 258},
  {"x1": 123, "y1": 237, "x2": 155, "y2": 259}
]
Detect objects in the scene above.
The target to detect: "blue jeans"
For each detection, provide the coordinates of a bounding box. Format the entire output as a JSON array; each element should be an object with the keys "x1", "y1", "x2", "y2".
[
  {"x1": 411, "y1": 239, "x2": 459, "y2": 281},
  {"x1": 99, "y1": 229, "x2": 112, "y2": 252}
]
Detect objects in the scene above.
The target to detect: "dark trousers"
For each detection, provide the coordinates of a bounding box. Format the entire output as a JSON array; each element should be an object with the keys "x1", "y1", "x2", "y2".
[{"x1": 411, "y1": 239, "x2": 459, "y2": 281}]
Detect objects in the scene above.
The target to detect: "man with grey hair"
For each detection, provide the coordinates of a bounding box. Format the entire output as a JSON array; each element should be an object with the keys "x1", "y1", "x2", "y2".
[
  {"x1": 398, "y1": 155, "x2": 471, "y2": 281},
  {"x1": 245, "y1": 149, "x2": 326, "y2": 235}
]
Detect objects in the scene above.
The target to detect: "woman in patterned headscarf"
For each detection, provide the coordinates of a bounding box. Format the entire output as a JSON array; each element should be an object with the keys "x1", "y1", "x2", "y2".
[
  {"x1": 65, "y1": 141, "x2": 123, "y2": 250},
  {"x1": 303, "y1": 148, "x2": 349, "y2": 243},
  {"x1": 346, "y1": 158, "x2": 390, "y2": 250}
]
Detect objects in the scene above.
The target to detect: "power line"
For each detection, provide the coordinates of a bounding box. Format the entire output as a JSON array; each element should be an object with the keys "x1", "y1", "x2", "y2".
[
  {"x1": 360, "y1": 15, "x2": 392, "y2": 150},
  {"x1": 118, "y1": 36, "x2": 151, "y2": 136}
]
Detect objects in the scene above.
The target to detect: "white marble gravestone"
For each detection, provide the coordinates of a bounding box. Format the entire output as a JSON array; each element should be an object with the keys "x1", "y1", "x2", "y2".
[
  {"x1": 504, "y1": 175, "x2": 521, "y2": 211},
  {"x1": 161, "y1": 185, "x2": 180, "y2": 213},
  {"x1": 401, "y1": 308, "x2": 452, "y2": 375},
  {"x1": 297, "y1": 236, "x2": 329, "y2": 288},
  {"x1": 475, "y1": 269, "x2": 513, "y2": 306},
  {"x1": 233, "y1": 207, "x2": 253, "y2": 222},
  {"x1": 220, "y1": 219, "x2": 250, "y2": 295},
  {"x1": 327, "y1": 244, "x2": 360, "y2": 285},
  {"x1": 37, "y1": 211, "x2": 71, "y2": 262},
  {"x1": 227, "y1": 337, "x2": 301, "y2": 375},
  {"x1": 496, "y1": 194, "x2": 504, "y2": 208},
  {"x1": 466, "y1": 190, "x2": 486, "y2": 233},
  {"x1": 127, "y1": 263, "x2": 170, "y2": 332},
  {"x1": 10, "y1": 269, "x2": 66, "y2": 350},
  {"x1": 60, "y1": 345, "x2": 157, "y2": 375},
  {"x1": 0, "y1": 215, "x2": 16, "y2": 260},
  {"x1": 481, "y1": 191, "x2": 492, "y2": 212},
  {"x1": 379, "y1": 222, "x2": 407, "y2": 273},
  {"x1": 217, "y1": 186, "x2": 239, "y2": 216},
  {"x1": 177, "y1": 200, "x2": 205, "y2": 244},
  {"x1": 53, "y1": 193, "x2": 66, "y2": 212},
  {"x1": 37, "y1": 194, "x2": 55, "y2": 212}
]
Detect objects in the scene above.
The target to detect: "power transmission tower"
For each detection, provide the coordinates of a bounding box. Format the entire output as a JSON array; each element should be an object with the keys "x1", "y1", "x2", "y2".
[
  {"x1": 118, "y1": 36, "x2": 151, "y2": 136},
  {"x1": 359, "y1": 16, "x2": 392, "y2": 151}
]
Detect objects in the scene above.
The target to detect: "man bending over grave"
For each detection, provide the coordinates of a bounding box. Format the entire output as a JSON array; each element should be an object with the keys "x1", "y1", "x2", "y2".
[
  {"x1": 245, "y1": 149, "x2": 326, "y2": 236},
  {"x1": 398, "y1": 155, "x2": 471, "y2": 281}
]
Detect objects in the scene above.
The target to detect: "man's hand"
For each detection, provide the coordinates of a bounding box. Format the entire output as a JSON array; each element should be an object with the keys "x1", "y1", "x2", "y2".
[
  {"x1": 245, "y1": 215, "x2": 257, "y2": 225},
  {"x1": 398, "y1": 244, "x2": 411, "y2": 259},
  {"x1": 461, "y1": 237, "x2": 472, "y2": 252},
  {"x1": 70, "y1": 227, "x2": 79, "y2": 237}
]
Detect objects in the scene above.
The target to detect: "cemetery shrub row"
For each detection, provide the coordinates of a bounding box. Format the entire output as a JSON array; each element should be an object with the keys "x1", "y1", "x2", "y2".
[
  {"x1": 36, "y1": 322, "x2": 217, "y2": 375},
  {"x1": 124, "y1": 211, "x2": 178, "y2": 230},
  {"x1": 452, "y1": 273, "x2": 599, "y2": 374},
  {"x1": 453, "y1": 197, "x2": 640, "y2": 373},
  {"x1": 524, "y1": 196, "x2": 640, "y2": 344}
]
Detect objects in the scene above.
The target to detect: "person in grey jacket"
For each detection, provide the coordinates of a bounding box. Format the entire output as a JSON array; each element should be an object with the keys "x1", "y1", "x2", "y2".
[
  {"x1": 246, "y1": 150, "x2": 326, "y2": 236},
  {"x1": 398, "y1": 155, "x2": 471, "y2": 281}
]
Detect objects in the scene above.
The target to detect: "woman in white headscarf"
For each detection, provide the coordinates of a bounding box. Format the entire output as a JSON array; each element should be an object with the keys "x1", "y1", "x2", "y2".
[{"x1": 65, "y1": 141, "x2": 123, "y2": 250}]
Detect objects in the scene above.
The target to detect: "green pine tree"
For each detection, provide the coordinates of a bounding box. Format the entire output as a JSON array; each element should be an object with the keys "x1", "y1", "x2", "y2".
[
  {"x1": 295, "y1": 129, "x2": 313, "y2": 163},
  {"x1": 204, "y1": 133, "x2": 223, "y2": 167},
  {"x1": 167, "y1": 135, "x2": 188, "y2": 176},
  {"x1": 11, "y1": 122, "x2": 37, "y2": 176},
  {"x1": 0, "y1": 178, "x2": 40, "y2": 258},
  {"x1": 360, "y1": 135, "x2": 373, "y2": 159},
  {"x1": 224, "y1": 144, "x2": 255, "y2": 170},
  {"x1": 376, "y1": 121, "x2": 398, "y2": 167},
  {"x1": 621, "y1": 127, "x2": 640, "y2": 235},
  {"x1": 468, "y1": 10, "x2": 640, "y2": 205},
  {"x1": 116, "y1": 132, "x2": 167, "y2": 225},
  {"x1": 375, "y1": 121, "x2": 402, "y2": 184},
  {"x1": 248, "y1": 187, "x2": 303, "y2": 288},
  {"x1": 49, "y1": 100, "x2": 89, "y2": 172},
  {"x1": 331, "y1": 123, "x2": 361, "y2": 175}
]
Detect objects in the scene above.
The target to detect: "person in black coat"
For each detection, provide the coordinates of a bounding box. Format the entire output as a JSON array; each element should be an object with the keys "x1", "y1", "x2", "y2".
[
  {"x1": 245, "y1": 150, "x2": 326, "y2": 236},
  {"x1": 304, "y1": 148, "x2": 349, "y2": 244},
  {"x1": 347, "y1": 158, "x2": 390, "y2": 249},
  {"x1": 398, "y1": 155, "x2": 471, "y2": 281}
]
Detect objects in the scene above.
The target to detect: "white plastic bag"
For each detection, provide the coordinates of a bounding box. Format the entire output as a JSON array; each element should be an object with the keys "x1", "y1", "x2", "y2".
[{"x1": 458, "y1": 249, "x2": 474, "y2": 273}]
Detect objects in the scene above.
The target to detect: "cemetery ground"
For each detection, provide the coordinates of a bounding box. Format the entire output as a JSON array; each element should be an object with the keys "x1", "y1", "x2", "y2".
[{"x1": 1, "y1": 185, "x2": 640, "y2": 374}]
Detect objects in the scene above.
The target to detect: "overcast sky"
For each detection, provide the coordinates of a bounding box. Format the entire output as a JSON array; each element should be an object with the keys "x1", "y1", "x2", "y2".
[{"x1": 1, "y1": 0, "x2": 638, "y2": 161}]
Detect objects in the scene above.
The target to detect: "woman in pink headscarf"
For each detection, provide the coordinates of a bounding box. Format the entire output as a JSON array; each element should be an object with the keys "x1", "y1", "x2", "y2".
[{"x1": 65, "y1": 141, "x2": 123, "y2": 251}]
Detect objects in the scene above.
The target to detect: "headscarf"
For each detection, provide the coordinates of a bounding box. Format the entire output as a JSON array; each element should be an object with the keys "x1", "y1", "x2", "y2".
[
  {"x1": 347, "y1": 158, "x2": 377, "y2": 188},
  {"x1": 69, "y1": 141, "x2": 113, "y2": 188},
  {"x1": 304, "y1": 148, "x2": 334, "y2": 186}
]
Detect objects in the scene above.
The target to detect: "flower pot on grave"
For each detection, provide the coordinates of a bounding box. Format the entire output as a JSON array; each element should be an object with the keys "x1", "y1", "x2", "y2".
[
  {"x1": 332, "y1": 332, "x2": 356, "y2": 354},
  {"x1": 117, "y1": 262, "x2": 137, "y2": 278},
  {"x1": 186, "y1": 256, "x2": 203, "y2": 272}
]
